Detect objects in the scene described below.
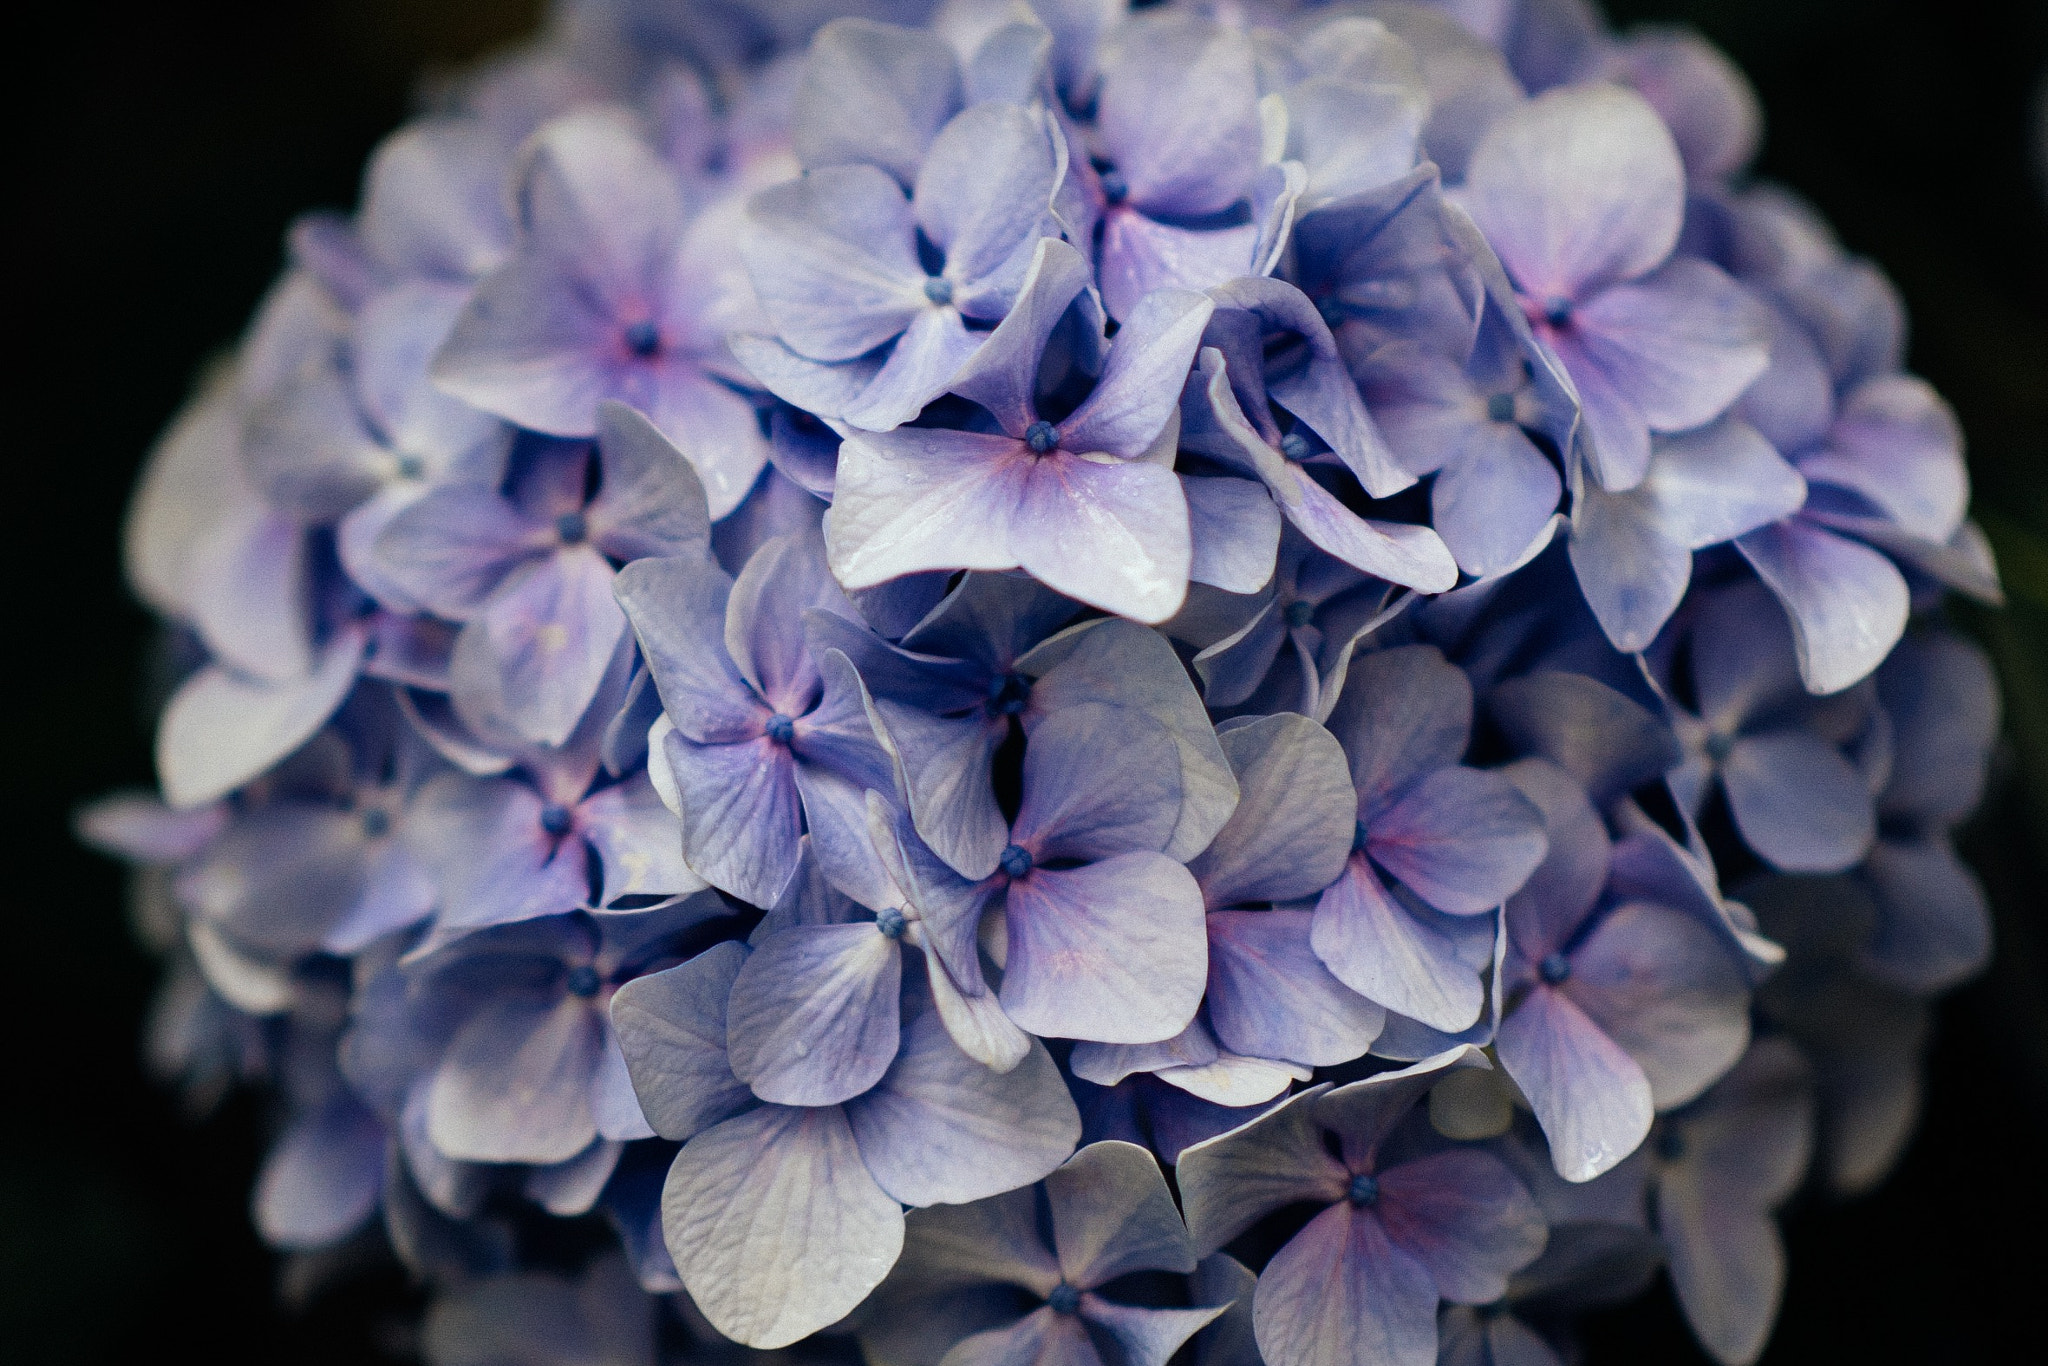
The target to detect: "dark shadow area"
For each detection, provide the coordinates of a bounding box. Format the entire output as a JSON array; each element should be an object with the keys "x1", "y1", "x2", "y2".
[{"x1": 2, "y1": 1, "x2": 2041, "y2": 1362}]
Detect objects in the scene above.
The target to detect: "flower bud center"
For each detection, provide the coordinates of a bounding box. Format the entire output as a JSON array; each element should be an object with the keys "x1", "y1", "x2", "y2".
[
  {"x1": 624, "y1": 320, "x2": 662, "y2": 358},
  {"x1": 1539, "y1": 952, "x2": 1572, "y2": 985},
  {"x1": 1348, "y1": 1173, "x2": 1380, "y2": 1207},
  {"x1": 765, "y1": 714, "x2": 797, "y2": 745},
  {"x1": 1280, "y1": 431, "x2": 1312, "y2": 461},
  {"x1": 1486, "y1": 392, "x2": 1517, "y2": 423},
  {"x1": 923, "y1": 276, "x2": 954, "y2": 306},
  {"x1": 875, "y1": 907, "x2": 907, "y2": 939},
  {"x1": 1047, "y1": 1283, "x2": 1081, "y2": 1314},
  {"x1": 999, "y1": 844, "x2": 1034, "y2": 879},
  {"x1": 566, "y1": 964, "x2": 602, "y2": 998},
  {"x1": 1025, "y1": 420, "x2": 1060, "y2": 454},
  {"x1": 359, "y1": 807, "x2": 390, "y2": 840},
  {"x1": 539, "y1": 803, "x2": 574, "y2": 837},
  {"x1": 555, "y1": 510, "x2": 588, "y2": 545},
  {"x1": 1285, "y1": 600, "x2": 1316, "y2": 629}
]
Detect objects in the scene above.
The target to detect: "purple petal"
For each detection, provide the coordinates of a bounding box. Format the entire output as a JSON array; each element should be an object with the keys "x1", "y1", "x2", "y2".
[
  {"x1": 635, "y1": 369, "x2": 771, "y2": 521},
  {"x1": 430, "y1": 252, "x2": 619, "y2": 434},
  {"x1": 1858, "y1": 836, "x2": 1992, "y2": 993},
  {"x1": 578, "y1": 773, "x2": 703, "y2": 905},
  {"x1": 1206, "y1": 911, "x2": 1385, "y2": 1066},
  {"x1": 373, "y1": 485, "x2": 542, "y2": 620},
  {"x1": 1061, "y1": 288, "x2": 1215, "y2": 460},
  {"x1": 451, "y1": 548, "x2": 627, "y2": 749},
  {"x1": 942, "y1": 1308, "x2": 1101, "y2": 1366},
  {"x1": 1721, "y1": 728, "x2": 1875, "y2": 873},
  {"x1": 428, "y1": 995, "x2": 600, "y2": 1164},
  {"x1": 1462, "y1": 85, "x2": 1684, "y2": 298},
  {"x1": 1183, "y1": 473, "x2": 1284, "y2": 593},
  {"x1": 1567, "y1": 901, "x2": 1751, "y2": 1110},
  {"x1": 949, "y1": 237, "x2": 1094, "y2": 437},
  {"x1": 828, "y1": 427, "x2": 1032, "y2": 587},
  {"x1": 845, "y1": 1001, "x2": 1079, "y2": 1205},
  {"x1": 916, "y1": 102, "x2": 1065, "y2": 292},
  {"x1": 728, "y1": 923, "x2": 903, "y2": 1106},
  {"x1": 1311, "y1": 856, "x2": 1486, "y2": 1033},
  {"x1": 1084, "y1": 1298, "x2": 1230, "y2": 1366},
  {"x1": 1495, "y1": 985, "x2": 1653, "y2": 1183},
  {"x1": 1376, "y1": 1149, "x2": 1546, "y2": 1302},
  {"x1": 1368, "y1": 765, "x2": 1548, "y2": 915},
  {"x1": 868, "y1": 697, "x2": 1009, "y2": 880},
  {"x1": 663, "y1": 729, "x2": 802, "y2": 908},
  {"x1": 1568, "y1": 475, "x2": 1694, "y2": 654},
  {"x1": 1801, "y1": 374, "x2": 1967, "y2": 544},
  {"x1": 1735, "y1": 517, "x2": 1911, "y2": 696},
  {"x1": 1253, "y1": 1202, "x2": 1439, "y2": 1366},
  {"x1": 742, "y1": 164, "x2": 925, "y2": 361},
  {"x1": 607, "y1": 942, "x2": 755, "y2": 1142},
  {"x1": 843, "y1": 306, "x2": 987, "y2": 431},
  {"x1": 1551, "y1": 330, "x2": 1652, "y2": 492},
  {"x1": 662, "y1": 1103, "x2": 904, "y2": 1349},
  {"x1": 1500, "y1": 759, "x2": 1611, "y2": 966},
  {"x1": 1175, "y1": 1085, "x2": 1349, "y2": 1255},
  {"x1": 1324, "y1": 645, "x2": 1472, "y2": 815},
  {"x1": 588, "y1": 401, "x2": 712, "y2": 562},
  {"x1": 1047, "y1": 1139, "x2": 1197, "y2": 1285},
  {"x1": 792, "y1": 17, "x2": 962, "y2": 186},
  {"x1": 725, "y1": 529, "x2": 846, "y2": 712},
  {"x1": 1097, "y1": 211, "x2": 1259, "y2": 321},
  {"x1": 1191, "y1": 714, "x2": 1355, "y2": 910},
  {"x1": 527, "y1": 1138, "x2": 625, "y2": 1216},
  {"x1": 1097, "y1": 18, "x2": 1261, "y2": 216},
  {"x1": 1876, "y1": 629, "x2": 2000, "y2": 827},
  {"x1": 156, "y1": 631, "x2": 365, "y2": 808},
  {"x1": 1013, "y1": 703, "x2": 1183, "y2": 862},
  {"x1": 1011, "y1": 451, "x2": 1192, "y2": 623},
  {"x1": 613, "y1": 555, "x2": 761, "y2": 744},
  {"x1": 253, "y1": 1097, "x2": 386, "y2": 1249},
  {"x1": 1271, "y1": 463, "x2": 1459, "y2": 592},
  {"x1": 1001, "y1": 854, "x2": 1209, "y2": 1044},
  {"x1": 1485, "y1": 671, "x2": 1682, "y2": 807},
  {"x1": 1433, "y1": 422, "x2": 1564, "y2": 579},
  {"x1": 894, "y1": 1188, "x2": 1061, "y2": 1296}
]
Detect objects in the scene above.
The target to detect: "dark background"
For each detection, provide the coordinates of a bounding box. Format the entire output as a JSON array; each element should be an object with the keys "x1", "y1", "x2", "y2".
[{"x1": 5, "y1": 1, "x2": 2044, "y2": 1360}]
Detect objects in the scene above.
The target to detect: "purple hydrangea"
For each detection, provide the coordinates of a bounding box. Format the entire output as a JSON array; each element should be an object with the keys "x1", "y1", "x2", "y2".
[{"x1": 86, "y1": 2, "x2": 2002, "y2": 1364}]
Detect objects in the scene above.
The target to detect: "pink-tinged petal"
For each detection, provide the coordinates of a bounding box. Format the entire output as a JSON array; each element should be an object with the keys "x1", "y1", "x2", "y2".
[
  {"x1": 792, "y1": 18, "x2": 963, "y2": 186},
  {"x1": 1206, "y1": 911, "x2": 1385, "y2": 1066},
  {"x1": 741, "y1": 163, "x2": 926, "y2": 361},
  {"x1": 1001, "y1": 855, "x2": 1209, "y2": 1044},
  {"x1": 1311, "y1": 856, "x2": 1486, "y2": 1034},
  {"x1": 607, "y1": 942, "x2": 755, "y2": 1143},
  {"x1": 662, "y1": 1104, "x2": 905, "y2": 1349},
  {"x1": 1462, "y1": 85, "x2": 1685, "y2": 298},
  {"x1": 1324, "y1": 645, "x2": 1472, "y2": 815},
  {"x1": 1550, "y1": 329, "x2": 1652, "y2": 492},
  {"x1": 942, "y1": 1308, "x2": 1102, "y2": 1366},
  {"x1": 828, "y1": 427, "x2": 1031, "y2": 588},
  {"x1": 1567, "y1": 901, "x2": 1750, "y2": 1109},
  {"x1": 1192, "y1": 714, "x2": 1355, "y2": 910},
  {"x1": 578, "y1": 773, "x2": 703, "y2": 905},
  {"x1": 1567, "y1": 259, "x2": 1771, "y2": 432},
  {"x1": 842, "y1": 306, "x2": 986, "y2": 432},
  {"x1": 1368, "y1": 766, "x2": 1548, "y2": 915},
  {"x1": 405, "y1": 774, "x2": 591, "y2": 933},
  {"x1": 1254, "y1": 1203, "x2": 1440, "y2": 1366},
  {"x1": 1376, "y1": 1149, "x2": 1546, "y2": 1302},
  {"x1": 156, "y1": 629, "x2": 366, "y2": 809},
  {"x1": 1013, "y1": 703, "x2": 1183, "y2": 862},
  {"x1": 1720, "y1": 728, "x2": 1876, "y2": 873},
  {"x1": 1097, "y1": 18, "x2": 1262, "y2": 216},
  {"x1": 728, "y1": 923, "x2": 902, "y2": 1107},
  {"x1": 1495, "y1": 985, "x2": 1653, "y2": 1182},
  {"x1": 664, "y1": 729, "x2": 802, "y2": 909},
  {"x1": 428, "y1": 995, "x2": 600, "y2": 1165},
  {"x1": 1048, "y1": 1139, "x2": 1197, "y2": 1286},
  {"x1": 845, "y1": 1004, "x2": 1079, "y2": 1206},
  {"x1": 1012, "y1": 451, "x2": 1192, "y2": 624},
  {"x1": 1272, "y1": 463, "x2": 1458, "y2": 592},
  {"x1": 1175, "y1": 1085, "x2": 1350, "y2": 1256}
]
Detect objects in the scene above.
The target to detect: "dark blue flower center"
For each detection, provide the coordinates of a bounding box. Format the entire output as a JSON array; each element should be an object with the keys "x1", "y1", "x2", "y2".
[
  {"x1": 1098, "y1": 168, "x2": 1128, "y2": 204},
  {"x1": 1284, "y1": 600, "x2": 1316, "y2": 629},
  {"x1": 986, "y1": 671, "x2": 1032, "y2": 717},
  {"x1": 1025, "y1": 420, "x2": 1060, "y2": 454},
  {"x1": 1353, "y1": 819, "x2": 1372, "y2": 853},
  {"x1": 1656, "y1": 1127, "x2": 1687, "y2": 1161},
  {"x1": 394, "y1": 452, "x2": 427, "y2": 480},
  {"x1": 765, "y1": 713, "x2": 797, "y2": 745},
  {"x1": 1348, "y1": 1173, "x2": 1381, "y2": 1207},
  {"x1": 555, "y1": 510, "x2": 588, "y2": 545},
  {"x1": 539, "y1": 803, "x2": 574, "y2": 837},
  {"x1": 624, "y1": 320, "x2": 662, "y2": 358},
  {"x1": 923, "y1": 275, "x2": 954, "y2": 306},
  {"x1": 566, "y1": 964, "x2": 602, "y2": 998},
  {"x1": 1539, "y1": 952, "x2": 1572, "y2": 985},
  {"x1": 1280, "y1": 431, "x2": 1312, "y2": 461},
  {"x1": 875, "y1": 907, "x2": 907, "y2": 939},
  {"x1": 999, "y1": 843, "x2": 1034, "y2": 879},
  {"x1": 1047, "y1": 1283, "x2": 1082, "y2": 1314},
  {"x1": 1486, "y1": 392, "x2": 1517, "y2": 423},
  {"x1": 1541, "y1": 297, "x2": 1573, "y2": 328},
  {"x1": 358, "y1": 807, "x2": 390, "y2": 840},
  {"x1": 1704, "y1": 731, "x2": 1736, "y2": 763}
]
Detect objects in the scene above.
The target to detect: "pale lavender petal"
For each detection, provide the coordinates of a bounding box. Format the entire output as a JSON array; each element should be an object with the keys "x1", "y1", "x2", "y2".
[
  {"x1": 949, "y1": 237, "x2": 1095, "y2": 436},
  {"x1": 1735, "y1": 517, "x2": 1911, "y2": 696},
  {"x1": 608, "y1": 942, "x2": 754, "y2": 1142},
  {"x1": 664, "y1": 729, "x2": 801, "y2": 909},
  {"x1": 430, "y1": 254, "x2": 619, "y2": 435},
  {"x1": 1568, "y1": 901, "x2": 1750, "y2": 1110},
  {"x1": 374, "y1": 485, "x2": 543, "y2": 620},
  {"x1": 1551, "y1": 331, "x2": 1652, "y2": 493},
  {"x1": 1002, "y1": 854, "x2": 1209, "y2": 1044},
  {"x1": 1485, "y1": 671, "x2": 1682, "y2": 806},
  {"x1": 1097, "y1": 211, "x2": 1259, "y2": 321},
  {"x1": 916, "y1": 102, "x2": 1064, "y2": 291},
  {"x1": 793, "y1": 17, "x2": 963, "y2": 185},
  {"x1": 742, "y1": 163, "x2": 925, "y2": 361},
  {"x1": 662, "y1": 1103, "x2": 904, "y2": 1349},
  {"x1": 1253, "y1": 1203, "x2": 1439, "y2": 1366},
  {"x1": 1175, "y1": 1085, "x2": 1349, "y2": 1256},
  {"x1": 527, "y1": 1139, "x2": 625, "y2": 1216},
  {"x1": 1311, "y1": 856, "x2": 1485, "y2": 1033},
  {"x1": 1376, "y1": 1149, "x2": 1546, "y2": 1302},
  {"x1": 1323, "y1": 645, "x2": 1471, "y2": 814},
  {"x1": 1084, "y1": 1298, "x2": 1231, "y2": 1366},
  {"x1": 942, "y1": 1308, "x2": 1101, "y2": 1366},
  {"x1": 1012, "y1": 702, "x2": 1183, "y2": 862},
  {"x1": 1500, "y1": 758, "x2": 1611, "y2": 964},
  {"x1": 1801, "y1": 375, "x2": 1967, "y2": 543},
  {"x1": 1097, "y1": 18, "x2": 1260, "y2": 216},
  {"x1": 1206, "y1": 911, "x2": 1385, "y2": 1066},
  {"x1": 1012, "y1": 451, "x2": 1192, "y2": 623},
  {"x1": 636, "y1": 368, "x2": 771, "y2": 521},
  {"x1": 1182, "y1": 474, "x2": 1283, "y2": 593},
  {"x1": 1368, "y1": 766, "x2": 1548, "y2": 915},
  {"x1": 1461, "y1": 85, "x2": 1684, "y2": 298},
  {"x1": 828, "y1": 427, "x2": 1031, "y2": 587},
  {"x1": 1495, "y1": 985, "x2": 1653, "y2": 1183},
  {"x1": 728, "y1": 923, "x2": 903, "y2": 1107},
  {"x1": 588, "y1": 400, "x2": 713, "y2": 562},
  {"x1": 725, "y1": 529, "x2": 845, "y2": 712},
  {"x1": 1567, "y1": 478, "x2": 1694, "y2": 655},
  {"x1": 1568, "y1": 257, "x2": 1770, "y2": 427},
  {"x1": 1433, "y1": 422, "x2": 1563, "y2": 579},
  {"x1": 1060, "y1": 288, "x2": 1215, "y2": 460},
  {"x1": 1271, "y1": 463, "x2": 1459, "y2": 592},
  {"x1": 428, "y1": 995, "x2": 600, "y2": 1165},
  {"x1": 843, "y1": 306, "x2": 986, "y2": 431},
  {"x1": 1047, "y1": 1138, "x2": 1197, "y2": 1286},
  {"x1": 578, "y1": 773, "x2": 703, "y2": 905},
  {"x1": 846, "y1": 1003, "x2": 1079, "y2": 1205},
  {"x1": 451, "y1": 548, "x2": 627, "y2": 749},
  {"x1": 1191, "y1": 713, "x2": 1355, "y2": 910},
  {"x1": 613, "y1": 555, "x2": 760, "y2": 744},
  {"x1": 156, "y1": 630, "x2": 367, "y2": 809},
  {"x1": 1721, "y1": 728, "x2": 1875, "y2": 873},
  {"x1": 253, "y1": 1097, "x2": 386, "y2": 1249}
]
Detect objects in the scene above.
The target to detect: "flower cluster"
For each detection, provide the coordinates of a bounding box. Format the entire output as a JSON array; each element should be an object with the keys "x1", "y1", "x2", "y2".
[{"x1": 82, "y1": 3, "x2": 2003, "y2": 1365}]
